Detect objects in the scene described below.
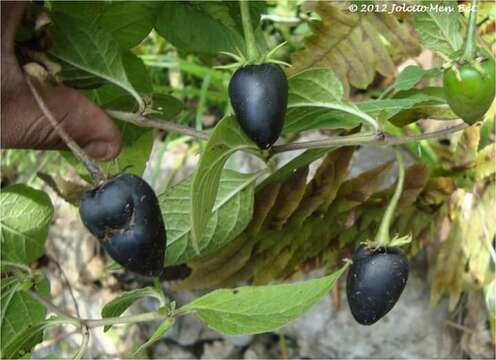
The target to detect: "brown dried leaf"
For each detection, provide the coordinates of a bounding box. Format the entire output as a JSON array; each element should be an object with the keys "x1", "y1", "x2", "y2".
[
  {"x1": 291, "y1": 2, "x2": 421, "y2": 93},
  {"x1": 336, "y1": 160, "x2": 394, "y2": 212},
  {"x1": 290, "y1": 147, "x2": 355, "y2": 226},
  {"x1": 266, "y1": 167, "x2": 309, "y2": 230},
  {"x1": 247, "y1": 183, "x2": 281, "y2": 236}
]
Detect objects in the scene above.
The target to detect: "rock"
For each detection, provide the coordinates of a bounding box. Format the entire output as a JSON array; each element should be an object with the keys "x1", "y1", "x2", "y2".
[
  {"x1": 284, "y1": 276, "x2": 451, "y2": 358},
  {"x1": 152, "y1": 342, "x2": 195, "y2": 359},
  {"x1": 201, "y1": 340, "x2": 239, "y2": 359}
]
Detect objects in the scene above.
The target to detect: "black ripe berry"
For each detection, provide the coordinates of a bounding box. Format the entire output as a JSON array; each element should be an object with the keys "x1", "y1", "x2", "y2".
[
  {"x1": 346, "y1": 245, "x2": 409, "y2": 325},
  {"x1": 228, "y1": 64, "x2": 288, "y2": 149},
  {"x1": 79, "y1": 174, "x2": 166, "y2": 277}
]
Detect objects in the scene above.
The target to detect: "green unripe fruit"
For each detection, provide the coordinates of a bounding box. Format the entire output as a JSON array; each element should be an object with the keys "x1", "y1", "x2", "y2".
[{"x1": 443, "y1": 59, "x2": 495, "y2": 125}]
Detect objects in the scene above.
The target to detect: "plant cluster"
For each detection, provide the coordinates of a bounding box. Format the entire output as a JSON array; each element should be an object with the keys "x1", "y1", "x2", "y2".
[{"x1": 1, "y1": 0, "x2": 495, "y2": 358}]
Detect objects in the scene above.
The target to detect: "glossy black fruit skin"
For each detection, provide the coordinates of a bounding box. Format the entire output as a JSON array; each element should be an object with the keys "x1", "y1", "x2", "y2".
[
  {"x1": 228, "y1": 64, "x2": 288, "y2": 149},
  {"x1": 346, "y1": 245, "x2": 409, "y2": 325},
  {"x1": 79, "y1": 174, "x2": 166, "y2": 277}
]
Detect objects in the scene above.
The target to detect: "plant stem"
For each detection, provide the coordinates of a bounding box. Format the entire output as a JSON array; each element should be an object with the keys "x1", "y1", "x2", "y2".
[
  {"x1": 462, "y1": 0, "x2": 478, "y2": 61},
  {"x1": 375, "y1": 149, "x2": 405, "y2": 247},
  {"x1": 239, "y1": 0, "x2": 258, "y2": 62},
  {"x1": 25, "y1": 76, "x2": 105, "y2": 184},
  {"x1": 106, "y1": 110, "x2": 209, "y2": 140},
  {"x1": 107, "y1": 110, "x2": 467, "y2": 153},
  {"x1": 73, "y1": 325, "x2": 90, "y2": 360},
  {"x1": 83, "y1": 310, "x2": 168, "y2": 328},
  {"x1": 27, "y1": 290, "x2": 80, "y2": 325},
  {"x1": 27, "y1": 289, "x2": 171, "y2": 329},
  {"x1": 271, "y1": 123, "x2": 468, "y2": 153}
]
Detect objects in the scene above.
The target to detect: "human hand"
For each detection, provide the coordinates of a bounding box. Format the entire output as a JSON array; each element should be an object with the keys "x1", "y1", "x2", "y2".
[{"x1": 0, "y1": 2, "x2": 122, "y2": 160}]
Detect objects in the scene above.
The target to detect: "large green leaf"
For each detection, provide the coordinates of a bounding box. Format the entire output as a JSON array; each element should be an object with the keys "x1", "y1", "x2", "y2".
[
  {"x1": 0, "y1": 277, "x2": 50, "y2": 358},
  {"x1": 285, "y1": 69, "x2": 378, "y2": 133},
  {"x1": 414, "y1": 0, "x2": 463, "y2": 58},
  {"x1": 161, "y1": 170, "x2": 257, "y2": 265},
  {"x1": 190, "y1": 117, "x2": 259, "y2": 253},
  {"x1": 155, "y1": 2, "x2": 245, "y2": 54},
  {"x1": 183, "y1": 265, "x2": 347, "y2": 335},
  {"x1": 51, "y1": 1, "x2": 156, "y2": 48},
  {"x1": 0, "y1": 185, "x2": 54, "y2": 264},
  {"x1": 101, "y1": 287, "x2": 165, "y2": 332},
  {"x1": 50, "y1": 12, "x2": 143, "y2": 109}
]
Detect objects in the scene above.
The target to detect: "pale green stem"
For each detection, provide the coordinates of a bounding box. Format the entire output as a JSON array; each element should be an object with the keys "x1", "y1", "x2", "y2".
[
  {"x1": 374, "y1": 149, "x2": 405, "y2": 247},
  {"x1": 462, "y1": 0, "x2": 478, "y2": 62},
  {"x1": 240, "y1": 0, "x2": 258, "y2": 61}
]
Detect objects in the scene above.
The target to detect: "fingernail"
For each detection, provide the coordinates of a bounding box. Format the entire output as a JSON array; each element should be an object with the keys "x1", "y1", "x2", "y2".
[{"x1": 84, "y1": 142, "x2": 114, "y2": 160}]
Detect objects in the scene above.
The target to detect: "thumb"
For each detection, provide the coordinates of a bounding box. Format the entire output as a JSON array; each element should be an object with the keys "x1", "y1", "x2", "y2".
[{"x1": 2, "y1": 77, "x2": 123, "y2": 160}]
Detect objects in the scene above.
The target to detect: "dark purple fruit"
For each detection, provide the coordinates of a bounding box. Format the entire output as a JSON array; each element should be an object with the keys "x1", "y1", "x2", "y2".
[
  {"x1": 228, "y1": 63, "x2": 288, "y2": 149},
  {"x1": 79, "y1": 174, "x2": 166, "y2": 277},
  {"x1": 346, "y1": 245, "x2": 409, "y2": 325}
]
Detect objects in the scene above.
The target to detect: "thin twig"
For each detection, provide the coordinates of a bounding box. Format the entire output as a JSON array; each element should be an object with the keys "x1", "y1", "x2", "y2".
[
  {"x1": 83, "y1": 310, "x2": 168, "y2": 328},
  {"x1": 27, "y1": 290, "x2": 79, "y2": 323},
  {"x1": 25, "y1": 76, "x2": 105, "y2": 184},
  {"x1": 50, "y1": 256, "x2": 82, "y2": 319},
  {"x1": 106, "y1": 110, "x2": 209, "y2": 140},
  {"x1": 106, "y1": 108, "x2": 468, "y2": 154},
  {"x1": 73, "y1": 325, "x2": 90, "y2": 360},
  {"x1": 27, "y1": 288, "x2": 173, "y2": 329},
  {"x1": 271, "y1": 123, "x2": 469, "y2": 153}
]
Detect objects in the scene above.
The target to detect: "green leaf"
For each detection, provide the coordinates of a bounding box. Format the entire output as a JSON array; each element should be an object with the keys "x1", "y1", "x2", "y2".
[
  {"x1": 388, "y1": 66, "x2": 441, "y2": 93},
  {"x1": 95, "y1": 2, "x2": 155, "y2": 48},
  {"x1": 183, "y1": 265, "x2": 347, "y2": 335},
  {"x1": 285, "y1": 69, "x2": 377, "y2": 132},
  {"x1": 190, "y1": 116, "x2": 258, "y2": 253},
  {"x1": 62, "y1": 122, "x2": 153, "y2": 181},
  {"x1": 155, "y1": 2, "x2": 244, "y2": 54},
  {"x1": 414, "y1": 0, "x2": 463, "y2": 57},
  {"x1": 101, "y1": 287, "x2": 165, "y2": 332},
  {"x1": 0, "y1": 185, "x2": 54, "y2": 264},
  {"x1": 122, "y1": 50, "x2": 153, "y2": 94},
  {"x1": 101, "y1": 123, "x2": 153, "y2": 177},
  {"x1": 358, "y1": 93, "x2": 446, "y2": 124},
  {"x1": 151, "y1": 94, "x2": 184, "y2": 120},
  {"x1": 1, "y1": 318, "x2": 58, "y2": 360},
  {"x1": 161, "y1": 170, "x2": 257, "y2": 265},
  {"x1": 1, "y1": 277, "x2": 50, "y2": 358},
  {"x1": 50, "y1": 12, "x2": 143, "y2": 109},
  {"x1": 52, "y1": 1, "x2": 156, "y2": 49},
  {"x1": 132, "y1": 318, "x2": 174, "y2": 356}
]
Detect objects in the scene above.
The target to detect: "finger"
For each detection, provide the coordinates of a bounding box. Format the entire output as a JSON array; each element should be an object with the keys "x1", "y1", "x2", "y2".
[
  {"x1": 2, "y1": 78, "x2": 123, "y2": 160},
  {"x1": 1, "y1": 2, "x2": 28, "y2": 49}
]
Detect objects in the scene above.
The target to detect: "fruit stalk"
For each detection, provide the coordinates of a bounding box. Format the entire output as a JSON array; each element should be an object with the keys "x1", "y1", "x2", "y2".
[
  {"x1": 25, "y1": 76, "x2": 105, "y2": 184},
  {"x1": 374, "y1": 149, "x2": 405, "y2": 247},
  {"x1": 239, "y1": 0, "x2": 259, "y2": 62},
  {"x1": 462, "y1": 0, "x2": 478, "y2": 62}
]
